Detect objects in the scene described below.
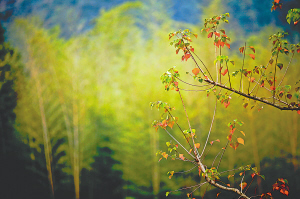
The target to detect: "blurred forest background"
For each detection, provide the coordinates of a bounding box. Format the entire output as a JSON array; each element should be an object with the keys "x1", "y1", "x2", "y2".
[{"x1": 0, "y1": 0, "x2": 300, "y2": 198}]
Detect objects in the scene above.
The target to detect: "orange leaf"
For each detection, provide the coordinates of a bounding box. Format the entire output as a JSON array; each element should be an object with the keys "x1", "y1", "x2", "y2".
[
  {"x1": 249, "y1": 77, "x2": 255, "y2": 82},
  {"x1": 190, "y1": 47, "x2": 194, "y2": 52},
  {"x1": 179, "y1": 154, "x2": 185, "y2": 160},
  {"x1": 214, "y1": 31, "x2": 220, "y2": 37},
  {"x1": 298, "y1": 110, "x2": 300, "y2": 115},
  {"x1": 162, "y1": 152, "x2": 168, "y2": 159},
  {"x1": 297, "y1": 49, "x2": 300, "y2": 53},
  {"x1": 227, "y1": 134, "x2": 232, "y2": 141},
  {"x1": 270, "y1": 86, "x2": 276, "y2": 90},
  {"x1": 240, "y1": 182, "x2": 247, "y2": 190},
  {"x1": 275, "y1": 0, "x2": 280, "y2": 3},
  {"x1": 249, "y1": 54, "x2": 255, "y2": 60},
  {"x1": 195, "y1": 143, "x2": 200, "y2": 149},
  {"x1": 192, "y1": 68, "x2": 200, "y2": 75},
  {"x1": 239, "y1": 47, "x2": 244, "y2": 53},
  {"x1": 249, "y1": 46, "x2": 255, "y2": 53},
  {"x1": 207, "y1": 32, "x2": 213, "y2": 38},
  {"x1": 220, "y1": 41, "x2": 225, "y2": 48},
  {"x1": 168, "y1": 121, "x2": 175, "y2": 129},
  {"x1": 216, "y1": 139, "x2": 220, "y2": 142},
  {"x1": 225, "y1": 43, "x2": 230, "y2": 49},
  {"x1": 230, "y1": 128, "x2": 236, "y2": 134},
  {"x1": 227, "y1": 184, "x2": 230, "y2": 187},
  {"x1": 224, "y1": 101, "x2": 230, "y2": 108},
  {"x1": 221, "y1": 69, "x2": 228, "y2": 76},
  {"x1": 237, "y1": 137, "x2": 244, "y2": 145},
  {"x1": 184, "y1": 53, "x2": 191, "y2": 61}
]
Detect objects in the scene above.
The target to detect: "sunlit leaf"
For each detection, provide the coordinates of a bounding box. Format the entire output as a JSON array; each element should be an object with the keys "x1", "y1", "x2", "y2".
[
  {"x1": 240, "y1": 131, "x2": 245, "y2": 136},
  {"x1": 237, "y1": 137, "x2": 244, "y2": 145},
  {"x1": 192, "y1": 68, "x2": 200, "y2": 75},
  {"x1": 224, "y1": 100, "x2": 230, "y2": 108},
  {"x1": 179, "y1": 154, "x2": 185, "y2": 160},
  {"x1": 195, "y1": 143, "x2": 200, "y2": 149},
  {"x1": 239, "y1": 47, "x2": 244, "y2": 53},
  {"x1": 249, "y1": 54, "x2": 255, "y2": 60},
  {"x1": 225, "y1": 43, "x2": 230, "y2": 49},
  {"x1": 240, "y1": 182, "x2": 247, "y2": 190},
  {"x1": 221, "y1": 69, "x2": 228, "y2": 76},
  {"x1": 249, "y1": 46, "x2": 255, "y2": 53},
  {"x1": 207, "y1": 32, "x2": 213, "y2": 38}
]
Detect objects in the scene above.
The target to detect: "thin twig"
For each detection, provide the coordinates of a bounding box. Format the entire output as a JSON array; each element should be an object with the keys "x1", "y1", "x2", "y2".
[
  {"x1": 278, "y1": 52, "x2": 294, "y2": 87},
  {"x1": 217, "y1": 140, "x2": 229, "y2": 170},
  {"x1": 164, "y1": 129, "x2": 195, "y2": 159},
  {"x1": 200, "y1": 99, "x2": 217, "y2": 158},
  {"x1": 240, "y1": 42, "x2": 246, "y2": 92}
]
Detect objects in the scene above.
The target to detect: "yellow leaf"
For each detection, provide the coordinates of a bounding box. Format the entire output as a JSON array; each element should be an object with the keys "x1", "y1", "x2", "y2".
[
  {"x1": 237, "y1": 137, "x2": 245, "y2": 145},
  {"x1": 240, "y1": 131, "x2": 245, "y2": 136},
  {"x1": 179, "y1": 154, "x2": 185, "y2": 160}
]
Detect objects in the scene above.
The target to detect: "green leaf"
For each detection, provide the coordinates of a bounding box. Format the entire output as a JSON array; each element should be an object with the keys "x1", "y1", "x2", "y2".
[
  {"x1": 166, "y1": 192, "x2": 170, "y2": 197},
  {"x1": 260, "y1": 175, "x2": 265, "y2": 180},
  {"x1": 277, "y1": 63, "x2": 283, "y2": 70}
]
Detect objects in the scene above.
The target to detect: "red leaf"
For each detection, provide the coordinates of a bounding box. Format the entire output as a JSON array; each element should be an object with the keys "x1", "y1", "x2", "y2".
[
  {"x1": 192, "y1": 68, "x2": 200, "y2": 75},
  {"x1": 174, "y1": 81, "x2": 178, "y2": 86},
  {"x1": 214, "y1": 32, "x2": 220, "y2": 37},
  {"x1": 184, "y1": 53, "x2": 191, "y2": 61},
  {"x1": 240, "y1": 182, "x2": 247, "y2": 190},
  {"x1": 227, "y1": 134, "x2": 232, "y2": 141},
  {"x1": 239, "y1": 47, "x2": 244, "y2": 53},
  {"x1": 220, "y1": 41, "x2": 225, "y2": 48},
  {"x1": 249, "y1": 46, "x2": 255, "y2": 53},
  {"x1": 190, "y1": 47, "x2": 194, "y2": 52},
  {"x1": 287, "y1": 94, "x2": 292, "y2": 99},
  {"x1": 230, "y1": 128, "x2": 236, "y2": 134},
  {"x1": 207, "y1": 32, "x2": 213, "y2": 38},
  {"x1": 297, "y1": 49, "x2": 300, "y2": 53},
  {"x1": 249, "y1": 54, "x2": 255, "y2": 60},
  {"x1": 224, "y1": 100, "x2": 230, "y2": 108},
  {"x1": 221, "y1": 69, "x2": 228, "y2": 76},
  {"x1": 251, "y1": 173, "x2": 256, "y2": 178},
  {"x1": 294, "y1": 21, "x2": 299, "y2": 25},
  {"x1": 225, "y1": 43, "x2": 230, "y2": 49},
  {"x1": 297, "y1": 110, "x2": 300, "y2": 115},
  {"x1": 270, "y1": 86, "x2": 276, "y2": 91}
]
